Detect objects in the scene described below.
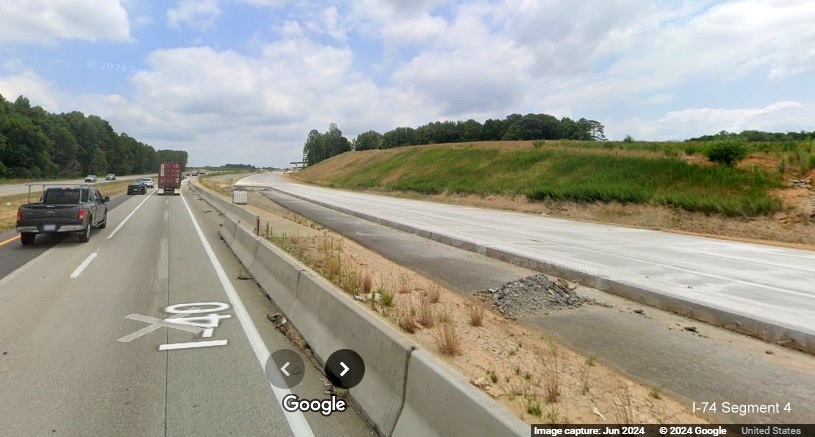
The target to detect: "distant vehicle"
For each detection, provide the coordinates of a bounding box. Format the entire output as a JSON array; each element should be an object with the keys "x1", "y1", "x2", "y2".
[
  {"x1": 16, "y1": 185, "x2": 109, "y2": 245},
  {"x1": 127, "y1": 180, "x2": 147, "y2": 195},
  {"x1": 84, "y1": 175, "x2": 98, "y2": 183},
  {"x1": 141, "y1": 177, "x2": 154, "y2": 188},
  {"x1": 158, "y1": 161, "x2": 183, "y2": 195},
  {"x1": 105, "y1": 174, "x2": 116, "y2": 180}
]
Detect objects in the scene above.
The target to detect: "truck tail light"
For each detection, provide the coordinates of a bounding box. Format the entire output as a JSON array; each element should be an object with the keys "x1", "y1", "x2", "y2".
[
  {"x1": 16, "y1": 207, "x2": 22, "y2": 224},
  {"x1": 78, "y1": 208, "x2": 85, "y2": 221}
]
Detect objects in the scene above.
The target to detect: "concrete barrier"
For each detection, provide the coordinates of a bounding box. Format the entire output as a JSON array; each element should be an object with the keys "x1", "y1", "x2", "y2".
[
  {"x1": 393, "y1": 349, "x2": 527, "y2": 437},
  {"x1": 248, "y1": 239, "x2": 304, "y2": 314},
  {"x1": 289, "y1": 271, "x2": 415, "y2": 436},
  {"x1": 219, "y1": 213, "x2": 237, "y2": 246},
  {"x1": 230, "y1": 224, "x2": 259, "y2": 269},
  {"x1": 230, "y1": 203, "x2": 260, "y2": 232},
  {"x1": 202, "y1": 183, "x2": 533, "y2": 434}
]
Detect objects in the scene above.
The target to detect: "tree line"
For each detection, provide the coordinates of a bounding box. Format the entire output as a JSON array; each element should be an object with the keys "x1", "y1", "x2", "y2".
[
  {"x1": 0, "y1": 93, "x2": 186, "y2": 178},
  {"x1": 303, "y1": 114, "x2": 606, "y2": 166},
  {"x1": 687, "y1": 129, "x2": 815, "y2": 143}
]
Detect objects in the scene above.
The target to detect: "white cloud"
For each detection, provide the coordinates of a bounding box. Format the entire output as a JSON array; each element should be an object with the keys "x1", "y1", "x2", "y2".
[
  {"x1": 304, "y1": 6, "x2": 348, "y2": 41},
  {"x1": 0, "y1": 0, "x2": 131, "y2": 45},
  {"x1": 0, "y1": 68, "x2": 61, "y2": 112},
  {"x1": 167, "y1": 0, "x2": 221, "y2": 31},
  {"x1": 279, "y1": 20, "x2": 304, "y2": 38},
  {"x1": 237, "y1": 0, "x2": 290, "y2": 6},
  {"x1": 62, "y1": 40, "x2": 430, "y2": 166},
  {"x1": 612, "y1": 101, "x2": 814, "y2": 141}
]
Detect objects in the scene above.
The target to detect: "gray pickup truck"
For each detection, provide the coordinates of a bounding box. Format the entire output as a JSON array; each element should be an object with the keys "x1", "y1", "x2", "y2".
[{"x1": 16, "y1": 185, "x2": 109, "y2": 245}]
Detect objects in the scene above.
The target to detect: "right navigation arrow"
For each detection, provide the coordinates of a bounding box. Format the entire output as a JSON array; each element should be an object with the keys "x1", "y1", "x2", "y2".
[{"x1": 340, "y1": 362, "x2": 349, "y2": 377}]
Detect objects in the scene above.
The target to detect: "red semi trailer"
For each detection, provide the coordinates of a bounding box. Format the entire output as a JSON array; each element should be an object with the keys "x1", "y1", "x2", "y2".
[{"x1": 158, "y1": 161, "x2": 183, "y2": 195}]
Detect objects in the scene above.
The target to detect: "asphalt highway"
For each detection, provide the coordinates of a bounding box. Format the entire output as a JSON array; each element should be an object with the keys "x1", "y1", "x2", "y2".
[
  {"x1": 236, "y1": 173, "x2": 815, "y2": 345},
  {"x1": 0, "y1": 173, "x2": 157, "y2": 197},
  {"x1": 0, "y1": 183, "x2": 374, "y2": 436}
]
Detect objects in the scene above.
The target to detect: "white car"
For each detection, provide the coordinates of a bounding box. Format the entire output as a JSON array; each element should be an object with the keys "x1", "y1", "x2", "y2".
[
  {"x1": 141, "y1": 177, "x2": 155, "y2": 188},
  {"x1": 84, "y1": 175, "x2": 98, "y2": 183}
]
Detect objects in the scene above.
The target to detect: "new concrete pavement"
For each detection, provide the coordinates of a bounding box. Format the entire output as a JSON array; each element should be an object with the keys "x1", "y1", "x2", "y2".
[
  {"x1": 236, "y1": 173, "x2": 815, "y2": 348},
  {"x1": 0, "y1": 183, "x2": 374, "y2": 436}
]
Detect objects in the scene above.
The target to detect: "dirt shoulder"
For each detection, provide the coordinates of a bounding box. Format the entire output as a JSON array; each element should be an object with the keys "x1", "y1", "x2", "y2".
[{"x1": 192, "y1": 179, "x2": 709, "y2": 425}]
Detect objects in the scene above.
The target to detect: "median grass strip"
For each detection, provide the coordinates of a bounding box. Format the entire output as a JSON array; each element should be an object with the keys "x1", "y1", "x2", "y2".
[
  {"x1": 298, "y1": 144, "x2": 785, "y2": 217},
  {"x1": 0, "y1": 179, "x2": 135, "y2": 234}
]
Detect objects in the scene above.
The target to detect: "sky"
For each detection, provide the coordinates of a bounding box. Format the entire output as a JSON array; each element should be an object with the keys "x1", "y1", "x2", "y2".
[{"x1": 0, "y1": 0, "x2": 813, "y2": 168}]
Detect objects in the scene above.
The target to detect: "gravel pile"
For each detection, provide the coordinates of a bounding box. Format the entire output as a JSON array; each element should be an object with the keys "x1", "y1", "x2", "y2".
[{"x1": 477, "y1": 274, "x2": 594, "y2": 318}]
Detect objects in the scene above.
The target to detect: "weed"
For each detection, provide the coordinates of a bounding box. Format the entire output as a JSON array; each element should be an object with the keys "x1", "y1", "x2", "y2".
[
  {"x1": 514, "y1": 366, "x2": 520, "y2": 375},
  {"x1": 537, "y1": 341, "x2": 561, "y2": 404},
  {"x1": 580, "y1": 363, "x2": 591, "y2": 395},
  {"x1": 545, "y1": 406, "x2": 560, "y2": 424},
  {"x1": 524, "y1": 371, "x2": 532, "y2": 381},
  {"x1": 427, "y1": 282, "x2": 441, "y2": 303},
  {"x1": 434, "y1": 317, "x2": 461, "y2": 356},
  {"x1": 325, "y1": 255, "x2": 341, "y2": 281},
  {"x1": 527, "y1": 400, "x2": 542, "y2": 417},
  {"x1": 398, "y1": 301, "x2": 417, "y2": 333},
  {"x1": 586, "y1": 354, "x2": 597, "y2": 366},
  {"x1": 417, "y1": 297, "x2": 435, "y2": 328},
  {"x1": 649, "y1": 385, "x2": 664, "y2": 399},
  {"x1": 361, "y1": 272, "x2": 373, "y2": 294},
  {"x1": 506, "y1": 379, "x2": 527, "y2": 401},
  {"x1": 380, "y1": 288, "x2": 394, "y2": 307},
  {"x1": 489, "y1": 370, "x2": 499, "y2": 384},
  {"x1": 397, "y1": 271, "x2": 411, "y2": 294},
  {"x1": 437, "y1": 305, "x2": 453, "y2": 324},
  {"x1": 469, "y1": 304, "x2": 485, "y2": 327}
]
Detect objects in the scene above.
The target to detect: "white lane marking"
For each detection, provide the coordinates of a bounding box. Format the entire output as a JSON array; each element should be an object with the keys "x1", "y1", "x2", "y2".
[
  {"x1": 159, "y1": 340, "x2": 228, "y2": 351},
  {"x1": 107, "y1": 189, "x2": 156, "y2": 240},
  {"x1": 70, "y1": 251, "x2": 98, "y2": 278},
  {"x1": 180, "y1": 191, "x2": 316, "y2": 437},
  {"x1": 158, "y1": 238, "x2": 169, "y2": 280}
]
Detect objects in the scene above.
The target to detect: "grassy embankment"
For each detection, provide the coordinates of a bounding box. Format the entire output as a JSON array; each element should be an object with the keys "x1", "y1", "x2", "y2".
[
  {"x1": 295, "y1": 140, "x2": 812, "y2": 217},
  {"x1": 0, "y1": 179, "x2": 137, "y2": 234}
]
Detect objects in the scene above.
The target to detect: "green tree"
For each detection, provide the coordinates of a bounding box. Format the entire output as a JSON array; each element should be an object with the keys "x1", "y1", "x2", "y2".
[{"x1": 353, "y1": 130, "x2": 383, "y2": 150}]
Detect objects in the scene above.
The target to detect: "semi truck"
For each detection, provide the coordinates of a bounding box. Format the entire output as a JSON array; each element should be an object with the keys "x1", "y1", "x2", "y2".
[{"x1": 158, "y1": 161, "x2": 183, "y2": 195}]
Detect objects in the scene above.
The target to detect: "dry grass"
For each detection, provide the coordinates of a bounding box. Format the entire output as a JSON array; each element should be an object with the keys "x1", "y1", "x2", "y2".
[
  {"x1": 469, "y1": 304, "x2": 485, "y2": 327},
  {"x1": 437, "y1": 305, "x2": 453, "y2": 324},
  {"x1": 427, "y1": 281, "x2": 441, "y2": 303},
  {"x1": 537, "y1": 342, "x2": 561, "y2": 404},
  {"x1": 397, "y1": 271, "x2": 411, "y2": 294},
  {"x1": 417, "y1": 296, "x2": 435, "y2": 328},
  {"x1": 398, "y1": 300, "x2": 417, "y2": 333},
  {"x1": 361, "y1": 272, "x2": 373, "y2": 294},
  {"x1": 434, "y1": 315, "x2": 461, "y2": 356}
]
